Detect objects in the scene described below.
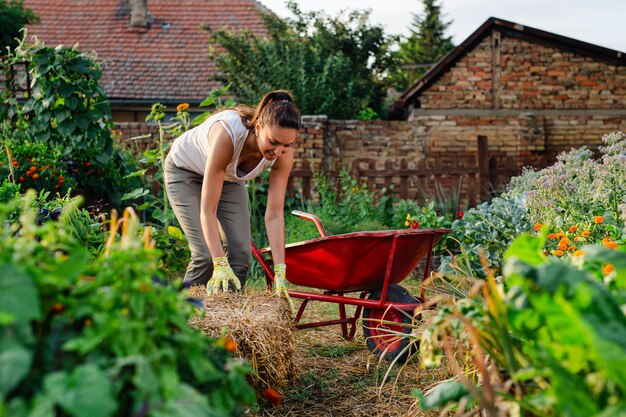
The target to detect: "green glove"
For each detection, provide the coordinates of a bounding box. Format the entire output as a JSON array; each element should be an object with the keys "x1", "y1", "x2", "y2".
[
  {"x1": 274, "y1": 263, "x2": 295, "y2": 314},
  {"x1": 206, "y1": 256, "x2": 241, "y2": 296}
]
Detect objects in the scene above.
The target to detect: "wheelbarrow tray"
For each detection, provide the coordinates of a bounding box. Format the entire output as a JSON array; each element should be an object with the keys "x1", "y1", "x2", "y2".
[{"x1": 262, "y1": 228, "x2": 449, "y2": 292}]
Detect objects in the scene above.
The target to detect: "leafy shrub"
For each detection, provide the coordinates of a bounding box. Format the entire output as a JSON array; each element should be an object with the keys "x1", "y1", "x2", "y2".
[
  {"x1": 391, "y1": 199, "x2": 457, "y2": 230},
  {"x1": 0, "y1": 35, "x2": 135, "y2": 205},
  {"x1": 208, "y1": 1, "x2": 396, "y2": 119},
  {"x1": 0, "y1": 192, "x2": 256, "y2": 416},
  {"x1": 440, "y1": 194, "x2": 531, "y2": 277},
  {"x1": 444, "y1": 131, "x2": 626, "y2": 277},
  {"x1": 310, "y1": 170, "x2": 393, "y2": 235},
  {"x1": 0, "y1": 179, "x2": 20, "y2": 203},
  {"x1": 507, "y1": 131, "x2": 626, "y2": 256},
  {"x1": 414, "y1": 234, "x2": 626, "y2": 416},
  {"x1": 0, "y1": 139, "x2": 78, "y2": 195}
]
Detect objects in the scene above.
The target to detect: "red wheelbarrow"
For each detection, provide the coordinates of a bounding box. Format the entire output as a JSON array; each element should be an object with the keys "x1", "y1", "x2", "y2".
[{"x1": 251, "y1": 210, "x2": 451, "y2": 362}]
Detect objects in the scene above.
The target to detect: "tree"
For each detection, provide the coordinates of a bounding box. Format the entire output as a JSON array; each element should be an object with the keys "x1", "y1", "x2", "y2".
[
  {"x1": 390, "y1": 0, "x2": 455, "y2": 90},
  {"x1": 206, "y1": 1, "x2": 398, "y2": 119},
  {"x1": 0, "y1": 0, "x2": 39, "y2": 53}
]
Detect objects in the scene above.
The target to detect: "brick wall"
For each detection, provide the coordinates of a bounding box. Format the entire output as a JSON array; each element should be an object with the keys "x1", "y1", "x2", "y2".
[
  {"x1": 418, "y1": 37, "x2": 494, "y2": 109},
  {"x1": 498, "y1": 36, "x2": 626, "y2": 110}
]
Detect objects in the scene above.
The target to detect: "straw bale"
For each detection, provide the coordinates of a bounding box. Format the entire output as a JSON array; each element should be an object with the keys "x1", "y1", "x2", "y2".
[{"x1": 187, "y1": 285, "x2": 298, "y2": 392}]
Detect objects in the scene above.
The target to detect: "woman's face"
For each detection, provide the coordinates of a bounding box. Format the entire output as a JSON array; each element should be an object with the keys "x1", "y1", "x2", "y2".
[{"x1": 255, "y1": 122, "x2": 297, "y2": 161}]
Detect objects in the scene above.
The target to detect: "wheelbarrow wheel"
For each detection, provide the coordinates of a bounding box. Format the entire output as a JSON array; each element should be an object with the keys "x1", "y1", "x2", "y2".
[{"x1": 362, "y1": 284, "x2": 418, "y2": 363}]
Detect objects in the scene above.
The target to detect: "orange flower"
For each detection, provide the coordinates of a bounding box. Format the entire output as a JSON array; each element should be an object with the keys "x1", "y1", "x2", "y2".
[
  {"x1": 573, "y1": 250, "x2": 584, "y2": 256},
  {"x1": 581, "y1": 230, "x2": 591, "y2": 237},
  {"x1": 604, "y1": 241, "x2": 618, "y2": 250},
  {"x1": 262, "y1": 388, "x2": 281, "y2": 407},
  {"x1": 567, "y1": 245, "x2": 577, "y2": 251},
  {"x1": 558, "y1": 238, "x2": 571, "y2": 250},
  {"x1": 553, "y1": 250, "x2": 564, "y2": 257},
  {"x1": 594, "y1": 216, "x2": 604, "y2": 224},
  {"x1": 573, "y1": 236, "x2": 580, "y2": 242},
  {"x1": 217, "y1": 335, "x2": 238, "y2": 353},
  {"x1": 176, "y1": 102, "x2": 190, "y2": 112},
  {"x1": 533, "y1": 223, "x2": 542, "y2": 231},
  {"x1": 569, "y1": 225, "x2": 578, "y2": 233},
  {"x1": 224, "y1": 338, "x2": 237, "y2": 353},
  {"x1": 548, "y1": 233, "x2": 559, "y2": 240},
  {"x1": 602, "y1": 264, "x2": 614, "y2": 275}
]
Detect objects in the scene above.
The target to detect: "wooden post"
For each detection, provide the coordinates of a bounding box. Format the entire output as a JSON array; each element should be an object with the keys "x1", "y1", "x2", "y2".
[{"x1": 478, "y1": 135, "x2": 490, "y2": 201}]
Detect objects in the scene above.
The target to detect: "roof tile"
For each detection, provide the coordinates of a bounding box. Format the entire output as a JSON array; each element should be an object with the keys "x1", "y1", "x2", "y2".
[{"x1": 24, "y1": 0, "x2": 271, "y2": 102}]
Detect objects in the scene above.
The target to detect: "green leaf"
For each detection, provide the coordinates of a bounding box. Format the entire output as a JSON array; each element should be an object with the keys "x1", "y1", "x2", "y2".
[
  {"x1": 44, "y1": 365, "x2": 116, "y2": 417},
  {"x1": 26, "y1": 393, "x2": 56, "y2": 417},
  {"x1": 135, "y1": 202, "x2": 153, "y2": 210},
  {"x1": 595, "y1": 404, "x2": 626, "y2": 417},
  {"x1": 122, "y1": 169, "x2": 148, "y2": 179},
  {"x1": 121, "y1": 188, "x2": 150, "y2": 201},
  {"x1": 191, "y1": 112, "x2": 211, "y2": 126},
  {"x1": 0, "y1": 264, "x2": 41, "y2": 324},
  {"x1": 167, "y1": 226, "x2": 184, "y2": 241},
  {"x1": 504, "y1": 233, "x2": 546, "y2": 267},
  {"x1": 0, "y1": 342, "x2": 32, "y2": 395},
  {"x1": 412, "y1": 380, "x2": 471, "y2": 410},
  {"x1": 198, "y1": 96, "x2": 216, "y2": 107},
  {"x1": 150, "y1": 385, "x2": 213, "y2": 417}
]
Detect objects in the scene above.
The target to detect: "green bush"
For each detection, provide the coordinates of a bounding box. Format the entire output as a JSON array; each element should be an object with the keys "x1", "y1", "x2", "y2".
[
  {"x1": 0, "y1": 179, "x2": 20, "y2": 203},
  {"x1": 0, "y1": 36, "x2": 136, "y2": 206},
  {"x1": 310, "y1": 170, "x2": 393, "y2": 235},
  {"x1": 415, "y1": 234, "x2": 626, "y2": 416},
  {"x1": 208, "y1": 1, "x2": 396, "y2": 119},
  {"x1": 0, "y1": 191, "x2": 256, "y2": 416},
  {"x1": 391, "y1": 199, "x2": 456, "y2": 230},
  {"x1": 439, "y1": 194, "x2": 531, "y2": 277},
  {"x1": 442, "y1": 131, "x2": 626, "y2": 277},
  {"x1": 0, "y1": 140, "x2": 78, "y2": 195},
  {"x1": 507, "y1": 132, "x2": 626, "y2": 234}
]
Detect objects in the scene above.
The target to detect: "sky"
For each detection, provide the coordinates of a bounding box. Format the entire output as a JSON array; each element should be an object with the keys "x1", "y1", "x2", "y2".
[{"x1": 258, "y1": 0, "x2": 626, "y2": 53}]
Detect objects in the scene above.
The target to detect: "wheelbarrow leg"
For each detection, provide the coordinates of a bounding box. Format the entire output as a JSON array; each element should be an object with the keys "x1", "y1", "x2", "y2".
[
  {"x1": 348, "y1": 305, "x2": 363, "y2": 340},
  {"x1": 339, "y1": 303, "x2": 348, "y2": 338}
]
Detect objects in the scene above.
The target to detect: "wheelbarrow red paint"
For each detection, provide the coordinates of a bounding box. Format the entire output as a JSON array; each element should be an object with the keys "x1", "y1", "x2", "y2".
[{"x1": 252, "y1": 210, "x2": 451, "y2": 362}]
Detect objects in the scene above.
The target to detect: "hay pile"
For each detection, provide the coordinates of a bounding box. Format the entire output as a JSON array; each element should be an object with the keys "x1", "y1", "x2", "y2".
[{"x1": 187, "y1": 286, "x2": 298, "y2": 392}]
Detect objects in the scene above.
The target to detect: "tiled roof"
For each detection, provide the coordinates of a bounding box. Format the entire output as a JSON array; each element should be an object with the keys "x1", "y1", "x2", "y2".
[{"x1": 23, "y1": 0, "x2": 271, "y2": 102}]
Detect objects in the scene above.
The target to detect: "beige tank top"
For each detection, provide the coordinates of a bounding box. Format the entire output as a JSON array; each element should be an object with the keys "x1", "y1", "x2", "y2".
[{"x1": 168, "y1": 110, "x2": 275, "y2": 182}]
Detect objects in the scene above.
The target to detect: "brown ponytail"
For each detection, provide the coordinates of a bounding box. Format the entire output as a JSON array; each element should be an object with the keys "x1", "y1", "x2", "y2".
[
  {"x1": 212, "y1": 90, "x2": 302, "y2": 131},
  {"x1": 245, "y1": 90, "x2": 301, "y2": 130}
]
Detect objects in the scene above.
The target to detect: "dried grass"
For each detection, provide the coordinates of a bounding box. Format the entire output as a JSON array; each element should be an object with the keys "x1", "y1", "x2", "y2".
[
  {"x1": 187, "y1": 285, "x2": 298, "y2": 392},
  {"x1": 255, "y1": 295, "x2": 452, "y2": 417}
]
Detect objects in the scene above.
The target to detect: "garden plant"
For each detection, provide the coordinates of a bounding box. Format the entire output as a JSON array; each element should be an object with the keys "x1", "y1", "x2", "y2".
[
  {"x1": 0, "y1": 192, "x2": 256, "y2": 416},
  {"x1": 407, "y1": 133, "x2": 626, "y2": 416}
]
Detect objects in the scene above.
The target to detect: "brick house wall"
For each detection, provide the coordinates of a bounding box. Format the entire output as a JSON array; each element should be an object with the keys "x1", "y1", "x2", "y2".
[{"x1": 410, "y1": 34, "x2": 626, "y2": 163}]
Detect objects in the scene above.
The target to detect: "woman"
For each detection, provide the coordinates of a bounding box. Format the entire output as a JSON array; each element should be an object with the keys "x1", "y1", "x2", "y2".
[{"x1": 164, "y1": 90, "x2": 300, "y2": 308}]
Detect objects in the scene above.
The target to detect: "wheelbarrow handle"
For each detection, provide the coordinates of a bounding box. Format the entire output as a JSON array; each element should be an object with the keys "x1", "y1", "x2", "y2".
[{"x1": 291, "y1": 210, "x2": 327, "y2": 237}]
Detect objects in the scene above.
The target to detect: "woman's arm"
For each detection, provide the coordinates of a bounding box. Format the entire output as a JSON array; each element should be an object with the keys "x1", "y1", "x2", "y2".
[
  {"x1": 265, "y1": 149, "x2": 294, "y2": 264},
  {"x1": 200, "y1": 123, "x2": 234, "y2": 258}
]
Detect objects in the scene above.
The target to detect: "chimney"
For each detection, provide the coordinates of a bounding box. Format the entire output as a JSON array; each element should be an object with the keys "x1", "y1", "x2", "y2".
[{"x1": 129, "y1": 0, "x2": 148, "y2": 27}]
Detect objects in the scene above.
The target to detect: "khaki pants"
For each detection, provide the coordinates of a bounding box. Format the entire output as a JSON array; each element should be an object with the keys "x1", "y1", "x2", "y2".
[{"x1": 164, "y1": 155, "x2": 251, "y2": 287}]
